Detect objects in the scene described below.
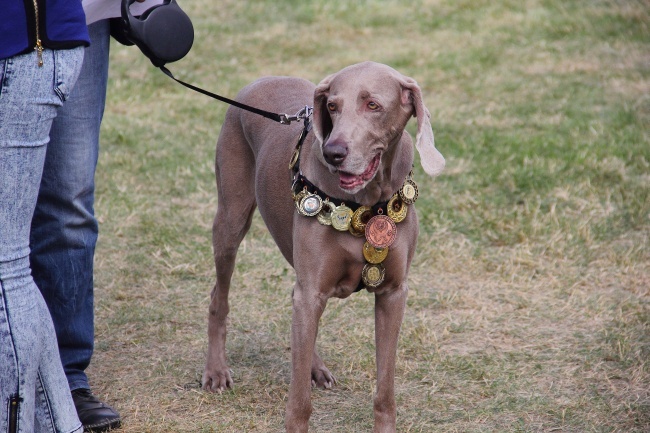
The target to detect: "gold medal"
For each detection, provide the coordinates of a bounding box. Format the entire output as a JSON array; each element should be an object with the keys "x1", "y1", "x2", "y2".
[
  {"x1": 363, "y1": 242, "x2": 388, "y2": 264},
  {"x1": 317, "y1": 200, "x2": 335, "y2": 225},
  {"x1": 299, "y1": 193, "x2": 323, "y2": 217},
  {"x1": 349, "y1": 223, "x2": 365, "y2": 237},
  {"x1": 350, "y1": 205, "x2": 372, "y2": 237},
  {"x1": 331, "y1": 204, "x2": 353, "y2": 231},
  {"x1": 362, "y1": 263, "x2": 385, "y2": 288},
  {"x1": 365, "y1": 214, "x2": 397, "y2": 248},
  {"x1": 294, "y1": 189, "x2": 308, "y2": 211},
  {"x1": 351, "y1": 206, "x2": 372, "y2": 232},
  {"x1": 288, "y1": 148, "x2": 300, "y2": 170},
  {"x1": 387, "y1": 194, "x2": 407, "y2": 223},
  {"x1": 399, "y1": 179, "x2": 419, "y2": 204}
]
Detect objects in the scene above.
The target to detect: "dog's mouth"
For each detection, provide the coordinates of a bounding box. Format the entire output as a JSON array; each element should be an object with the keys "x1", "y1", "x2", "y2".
[{"x1": 338, "y1": 153, "x2": 381, "y2": 190}]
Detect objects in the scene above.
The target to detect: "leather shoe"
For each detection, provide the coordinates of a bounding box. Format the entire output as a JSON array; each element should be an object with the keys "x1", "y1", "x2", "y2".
[{"x1": 71, "y1": 388, "x2": 121, "y2": 432}]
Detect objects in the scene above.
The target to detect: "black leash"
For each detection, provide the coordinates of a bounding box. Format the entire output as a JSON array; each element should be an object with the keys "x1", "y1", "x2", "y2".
[{"x1": 159, "y1": 66, "x2": 309, "y2": 125}]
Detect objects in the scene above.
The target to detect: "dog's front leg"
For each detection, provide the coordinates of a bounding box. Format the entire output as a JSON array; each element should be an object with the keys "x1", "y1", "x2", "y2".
[
  {"x1": 285, "y1": 285, "x2": 327, "y2": 433},
  {"x1": 373, "y1": 285, "x2": 408, "y2": 433}
]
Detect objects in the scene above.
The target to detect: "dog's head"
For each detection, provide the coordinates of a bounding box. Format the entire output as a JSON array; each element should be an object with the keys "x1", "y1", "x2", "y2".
[{"x1": 313, "y1": 61, "x2": 445, "y2": 194}]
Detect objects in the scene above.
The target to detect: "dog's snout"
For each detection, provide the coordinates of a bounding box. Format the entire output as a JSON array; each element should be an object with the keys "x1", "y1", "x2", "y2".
[{"x1": 323, "y1": 140, "x2": 348, "y2": 166}]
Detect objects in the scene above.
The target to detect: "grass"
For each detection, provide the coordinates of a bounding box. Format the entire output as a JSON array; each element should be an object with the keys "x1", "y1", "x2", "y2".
[{"x1": 92, "y1": 0, "x2": 648, "y2": 431}]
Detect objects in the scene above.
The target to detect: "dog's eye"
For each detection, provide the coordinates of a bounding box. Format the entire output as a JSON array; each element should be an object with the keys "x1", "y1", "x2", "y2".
[
  {"x1": 327, "y1": 102, "x2": 337, "y2": 112},
  {"x1": 367, "y1": 101, "x2": 380, "y2": 110}
]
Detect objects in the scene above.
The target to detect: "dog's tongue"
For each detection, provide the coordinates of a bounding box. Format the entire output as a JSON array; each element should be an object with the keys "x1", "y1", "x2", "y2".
[
  {"x1": 339, "y1": 172, "x2": 363, "y2": 189},
  {"x1": 339, "y1": 154, "x2": 380, "y2": 190}
]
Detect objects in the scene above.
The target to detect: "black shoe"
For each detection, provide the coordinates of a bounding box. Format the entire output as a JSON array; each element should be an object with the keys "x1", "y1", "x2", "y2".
[{"x1": 71, "y1": 388, "x2": 122, "y2": 432}]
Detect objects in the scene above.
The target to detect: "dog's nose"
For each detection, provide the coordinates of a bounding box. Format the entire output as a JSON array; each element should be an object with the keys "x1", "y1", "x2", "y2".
[{"x1": 323, "y1": 140, "x2": 348, "y2": 166}]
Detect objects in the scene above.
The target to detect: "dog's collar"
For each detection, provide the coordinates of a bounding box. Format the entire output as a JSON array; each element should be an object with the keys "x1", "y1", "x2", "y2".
[
  {"x1": 289, "y1": 126, "x2": 419, "y2": 292},
  {"x1": 292, "y1": 173, "x2": 391, "y2": 215}
]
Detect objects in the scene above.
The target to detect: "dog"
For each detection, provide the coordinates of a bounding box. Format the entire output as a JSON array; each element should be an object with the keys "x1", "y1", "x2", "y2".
[{"x1": 202, "y1": 61, "x2": 445, "y2": 432}]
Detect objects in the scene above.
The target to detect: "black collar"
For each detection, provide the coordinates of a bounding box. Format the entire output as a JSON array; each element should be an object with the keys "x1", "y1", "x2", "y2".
[{"x1": 292, "y1": 173, "x2": 391, "y2": 215}]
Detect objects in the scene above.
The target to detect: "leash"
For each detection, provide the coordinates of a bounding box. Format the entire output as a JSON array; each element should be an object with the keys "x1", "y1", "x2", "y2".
[{"x1": 159, "y1": 66, "x2": 311, "y2": 125}]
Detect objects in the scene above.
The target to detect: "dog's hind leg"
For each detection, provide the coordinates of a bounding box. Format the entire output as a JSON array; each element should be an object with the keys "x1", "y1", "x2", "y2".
[
  {"x1": 311, "y1": 349, "x2": 336, "y2": 389},
  {"x1": 202, "y1": 113, "x2": 257, "y2": 392}
]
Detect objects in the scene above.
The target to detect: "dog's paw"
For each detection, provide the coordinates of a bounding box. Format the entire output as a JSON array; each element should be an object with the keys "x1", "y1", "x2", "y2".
[
  {"x1": 201, "y1": 368, "x2": 234, "y2": 393},
  {"x1": 311, "y1": 366, "x2": 336, "y2": 389}
]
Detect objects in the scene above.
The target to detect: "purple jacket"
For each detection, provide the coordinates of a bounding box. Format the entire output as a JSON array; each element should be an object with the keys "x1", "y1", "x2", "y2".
[{"x1": 1, "y1": 0, "x2": 90, "y2": 59}]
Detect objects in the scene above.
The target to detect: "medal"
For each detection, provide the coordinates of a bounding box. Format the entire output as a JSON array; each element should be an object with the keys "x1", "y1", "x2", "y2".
[
  {"x1": 350, "y1": 205, "x2": 372, "y2": 237},
  {"x1": 365, "y1": 214, "x2": 397, "y2": 249},
  {"x1": 363, "y1": 242, "x2": 388, "y2": 264},
  {"x1": 331, "y1": 204, "x2": 353, "y2": 231},
  {"x1": 294, "y1": 189, "x2": 308, "y2": 212},
  {"x1": 399, "y1": 178, "x2": 419, "y2": 204},
  {"x1": 362, "y1": 263, "x2": 385, "y2": 288},
  {"x1": 288, "y1": 148, "x2": 300, "y2": 170},
  {"x1": 299, "y1": 193, "x2": 323, "y2": 217},
  {"x1": 317, "y1": 199, "x2": 336, "y2": 226},
  {"x1": 349, "y1": 223, "x2": 365, "y2": 237},
  {"x1": 387, "y1": 194, "x2": 407, "y2": 223}
]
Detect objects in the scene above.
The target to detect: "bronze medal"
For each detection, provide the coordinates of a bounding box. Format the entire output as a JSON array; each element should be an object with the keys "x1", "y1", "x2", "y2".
[
  {"x1": 362, "y1": 263, "x2": 385, "y2": 288},
  {"x1": 387, "y1": 194, "x2": 407, "y2": 223},
  {"x1": 317, "y1": 200, "x2": 335, "y2": 226},
  {"x1": 363, "y1": 242, "x2": 388, "y2": 264},
  {"x1": 331, "y1": 204, "x2": 353, "y2": 231},
  {"x1": 399, "y1": 179, "x2": 419, "y2": 204},
  {"x1": 299, "y1": 193, "x2": 323, "y2": 217},
  {"x1": 365, "y1": 215, "x2": 397, "y2": 249}
]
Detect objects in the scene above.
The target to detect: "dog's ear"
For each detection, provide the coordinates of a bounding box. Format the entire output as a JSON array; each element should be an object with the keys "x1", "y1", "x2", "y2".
[
  {"x1": 313, "y1": 73, "x2": 335, "y2": 144},
  {"x1": 398, "y1": 76, "x2": 445, "y2": 177}
]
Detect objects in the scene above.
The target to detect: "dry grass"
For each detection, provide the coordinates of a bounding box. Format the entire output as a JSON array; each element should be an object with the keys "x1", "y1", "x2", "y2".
[{"x1": 91, "y1": 0, "x2": 649, "y2": 431}]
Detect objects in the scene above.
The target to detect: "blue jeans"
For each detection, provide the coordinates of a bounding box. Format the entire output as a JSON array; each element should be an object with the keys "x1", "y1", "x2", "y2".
[
  {"x1": 30, "y1": 21, "x2": 111, "y2": 392},
  {"x1": 0, "y1": 48, "x2": 84, "y2": 433}
]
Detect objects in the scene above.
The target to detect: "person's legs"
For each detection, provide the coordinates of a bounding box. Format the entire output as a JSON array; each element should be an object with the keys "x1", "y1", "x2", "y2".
[
  {"x1": 0, "y1": 257, "x2": 83, "y2": 433},
  {"x1": 29, "y1": 20, "x2": 120, "y2": 432},
  {"x1": 0, "y1": 48, "x2": 84, "y2": 433},
  {"x1": 31, "y1": 20, "x2": 109, "y2": 388}
]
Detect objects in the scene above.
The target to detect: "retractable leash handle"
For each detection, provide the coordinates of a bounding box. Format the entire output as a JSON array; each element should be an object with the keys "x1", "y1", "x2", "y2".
[{"x1": 120, "y1": 0, "x2": 194, "y2": 67}]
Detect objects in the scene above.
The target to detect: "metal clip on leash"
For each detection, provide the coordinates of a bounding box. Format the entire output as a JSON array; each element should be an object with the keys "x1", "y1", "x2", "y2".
[{"x1": 279, "y1": 106, "x2": 313, "y2": 125}]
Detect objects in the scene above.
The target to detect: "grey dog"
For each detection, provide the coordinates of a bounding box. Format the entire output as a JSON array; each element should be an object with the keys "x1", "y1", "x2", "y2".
[{"x1": 202, "y1": 61, "x2": 445, "y2": 432}]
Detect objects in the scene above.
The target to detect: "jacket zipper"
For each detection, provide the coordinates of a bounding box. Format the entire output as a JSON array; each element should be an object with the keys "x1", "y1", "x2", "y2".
[
  {"x1": 8, "y1": 395, "x2": 21, "y2": 433},
  {"x1": 32, "y1": 0, "x2": 43, "y2": 66}
]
